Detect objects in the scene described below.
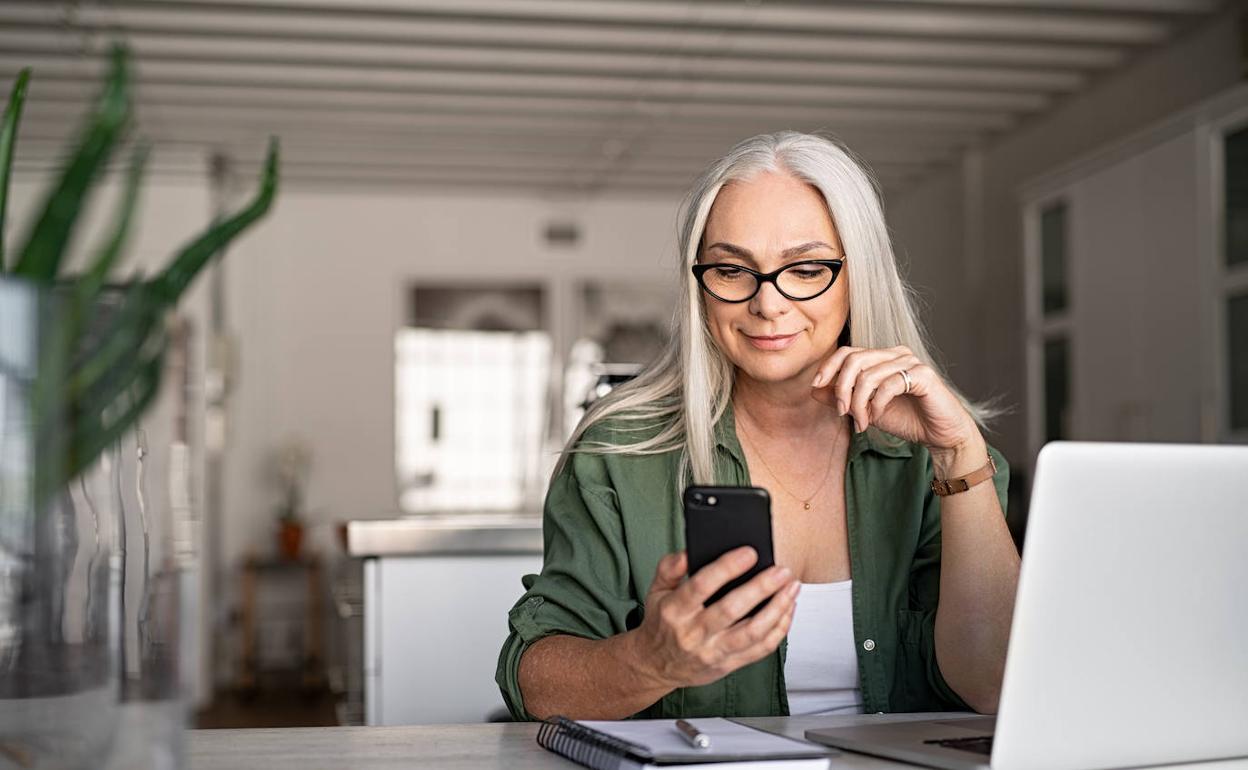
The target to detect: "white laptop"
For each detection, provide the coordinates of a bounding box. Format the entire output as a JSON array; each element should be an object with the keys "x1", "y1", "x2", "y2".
[{"x1": 806, "y1": 442, "x2": 1248, "y2": 770}]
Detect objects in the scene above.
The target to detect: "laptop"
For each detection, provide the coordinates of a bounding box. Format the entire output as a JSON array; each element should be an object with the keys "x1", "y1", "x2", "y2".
[{"x1": 806, "y1": 442, "x2": 1248, "y2": 770}]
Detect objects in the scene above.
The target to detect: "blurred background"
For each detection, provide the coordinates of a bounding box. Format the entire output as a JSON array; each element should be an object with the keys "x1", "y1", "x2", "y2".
[{"x1": 2, "y1": 0, "x2": 1243, "y2": 731}]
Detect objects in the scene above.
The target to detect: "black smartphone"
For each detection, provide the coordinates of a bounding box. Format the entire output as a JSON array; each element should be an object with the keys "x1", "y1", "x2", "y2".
[{"x1": 682, "y1": 485, "x2": 776, "y2": 614}]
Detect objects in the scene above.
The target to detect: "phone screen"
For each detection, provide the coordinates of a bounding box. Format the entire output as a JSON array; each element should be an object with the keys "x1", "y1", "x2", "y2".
[{"x1": 683, "y1": 485, "x2": 775, "y2": 613}]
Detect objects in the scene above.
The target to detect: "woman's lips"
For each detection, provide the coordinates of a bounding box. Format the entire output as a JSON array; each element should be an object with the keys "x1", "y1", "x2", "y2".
[{"x1": 744, "y1": 332, "x2": 799, "y2": 351}]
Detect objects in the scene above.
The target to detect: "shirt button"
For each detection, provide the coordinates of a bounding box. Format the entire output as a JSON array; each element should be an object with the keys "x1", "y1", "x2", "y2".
[{"x1": 863, "y1": 639, "x2": 876, "y2": 652}]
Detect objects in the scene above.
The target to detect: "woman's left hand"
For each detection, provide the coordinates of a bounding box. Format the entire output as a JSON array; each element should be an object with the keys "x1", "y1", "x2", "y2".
[{"x1": 809, "y1": 345, "x2": 980, "y2": 453}]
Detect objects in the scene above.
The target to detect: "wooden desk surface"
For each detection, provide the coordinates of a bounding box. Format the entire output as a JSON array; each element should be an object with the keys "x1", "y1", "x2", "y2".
[{"x1": 188, "y1": 713, "x2": 1248, "y2": 770}]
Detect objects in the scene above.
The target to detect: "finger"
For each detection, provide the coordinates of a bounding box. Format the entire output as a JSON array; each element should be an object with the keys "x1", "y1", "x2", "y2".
[
  {"x1": 850, "y1": 354, "x2": 920, "y2": 432},
  {"x1": 811, "y1": 345, "x2": 858, "y2": 390},
  {"x1": 866, "y1": 364, "x2": 910, "y2": 423},
  {"x1": 701, "y1": 565, "x2": 794, "y2": 635},
  {"x1": 839, "y1": 349, "x2": 908, "y2": 429},
  {"x1": 651, "y1": 551, "x2": 688, "y2": 593},
  {"x1": 717, "y1": 579, "x2": 800, "y2": 654},
  {"x1": 725, "y1": 594, "x2": 797, "y2": 669},
  {"x1": 679, "y1": 546, "x2": 758, "y2": 609}
]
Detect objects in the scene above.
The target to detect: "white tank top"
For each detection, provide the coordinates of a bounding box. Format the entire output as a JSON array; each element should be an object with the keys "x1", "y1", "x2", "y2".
[{"x1": 783, "y1": 579, "x2": 865, "y2": 715}]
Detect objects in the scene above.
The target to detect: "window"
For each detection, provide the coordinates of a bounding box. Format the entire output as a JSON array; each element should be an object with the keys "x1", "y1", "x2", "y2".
[
  {"x1": 1222, "y1": 125, "x2": 1248, "y2": 439},
  {"x1": 395, "y1": 285, "x2": 551, "y2": 513},
  {"x1": 1028, "y1": 196, "x2": 1073, "y2": 457},
  {"x1": 1043, "y1": 337, "x2": 1071, "y2": 442},
  {"x1": 1228, "y1": 293, "x2": 1248, "y2": 433},
  {"x1": 1224, "y1": 126, "x2": 1248, "y2": 267},
  {"x1": 1040, "y1": 202, "x2": 1069, "y2": 315}
]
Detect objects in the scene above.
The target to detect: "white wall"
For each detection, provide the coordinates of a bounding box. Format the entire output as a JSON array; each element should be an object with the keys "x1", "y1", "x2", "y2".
[
  {"x1": 218, "y1": 188, "x2": 682, "y2": 575},
  {"x1": 1055, "y1": 132, "x2": 1203, "y2": 443},
  {"x1": 888, "y1": 4, "x2": 1243, "y2": 473}
]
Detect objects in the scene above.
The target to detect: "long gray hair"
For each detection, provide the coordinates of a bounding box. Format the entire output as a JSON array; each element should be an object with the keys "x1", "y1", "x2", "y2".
[{"x1": 561, "y1": 131, "x2": 993, "y2": 485}]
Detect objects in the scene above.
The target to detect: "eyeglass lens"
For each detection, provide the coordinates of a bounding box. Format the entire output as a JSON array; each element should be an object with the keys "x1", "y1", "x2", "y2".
[{"x1": 702, "y1": 262, "x2": 836, "y2": 301}]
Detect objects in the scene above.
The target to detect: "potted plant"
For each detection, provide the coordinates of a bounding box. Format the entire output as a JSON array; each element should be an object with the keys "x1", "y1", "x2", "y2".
[
  {"x1": 269, "y1": 439, "x2": 313, "y2": 561},
  {"x1": 0, "y1": 45, "x2": 279, "y2": 769}
]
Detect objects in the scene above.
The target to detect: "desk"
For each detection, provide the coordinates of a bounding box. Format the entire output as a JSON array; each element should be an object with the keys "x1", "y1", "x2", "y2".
[{"x1": 188, "y1": 713, "x2": 1248, "y2": 770}]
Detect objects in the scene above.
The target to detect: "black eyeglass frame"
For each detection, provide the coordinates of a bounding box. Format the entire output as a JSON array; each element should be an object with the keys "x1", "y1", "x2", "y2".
[{"x1": 691, "y1": 258, "x2": 845, "y2": 303}]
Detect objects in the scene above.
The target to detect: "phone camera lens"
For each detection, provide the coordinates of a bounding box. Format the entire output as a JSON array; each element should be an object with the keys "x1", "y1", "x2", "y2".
[{"x1": 693, "y1": 493, "x2": 704, "y2": 503}]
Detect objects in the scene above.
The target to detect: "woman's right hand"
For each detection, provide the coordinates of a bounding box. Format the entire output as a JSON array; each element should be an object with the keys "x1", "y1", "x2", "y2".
[{"x1": 630, "y1": 547, "x2": 800, "y2": 690}]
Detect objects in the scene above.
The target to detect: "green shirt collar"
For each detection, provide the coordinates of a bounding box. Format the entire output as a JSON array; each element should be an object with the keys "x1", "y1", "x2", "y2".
[{"x1": 715, "y1": 399, "x2": 913, "y2": 464}]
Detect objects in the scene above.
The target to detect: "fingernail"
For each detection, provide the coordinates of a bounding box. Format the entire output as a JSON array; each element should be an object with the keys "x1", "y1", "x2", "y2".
[
  {"x1": 777, "y1": 567, "x2": 792, "y2": 580},
  {"x1": 811, "y1": 372, "x2": 825, "y2": 388},
  {"x1": 836, "y1": 399, "x2": 847, "y2": 415},
  {"x1": 788, "y1": 583, "x2": 801, "y2": 597},
  {"x1": 853, "y1": 419, "x2": 863, "y2": 433}
]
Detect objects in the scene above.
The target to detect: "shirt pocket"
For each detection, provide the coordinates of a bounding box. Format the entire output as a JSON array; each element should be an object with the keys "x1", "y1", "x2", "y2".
[{"x1": 673, "y1": 681, "x2": 726, "y2": 718}]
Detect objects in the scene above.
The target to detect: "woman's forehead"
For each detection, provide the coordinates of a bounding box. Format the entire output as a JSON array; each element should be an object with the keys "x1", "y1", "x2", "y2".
[{"x1": 705, "y1": 172, "x2": 839, "y2": 246}]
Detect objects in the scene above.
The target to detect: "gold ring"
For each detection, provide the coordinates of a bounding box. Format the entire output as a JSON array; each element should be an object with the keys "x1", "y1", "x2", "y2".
[{"x1": 899, "y1": 368, "x2": 913, "y2": 395}]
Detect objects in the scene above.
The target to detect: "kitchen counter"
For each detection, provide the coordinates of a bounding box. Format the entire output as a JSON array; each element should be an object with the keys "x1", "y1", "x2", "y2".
[{"x1": 346, "y1": 512, "x2": 542, "y2": 557}]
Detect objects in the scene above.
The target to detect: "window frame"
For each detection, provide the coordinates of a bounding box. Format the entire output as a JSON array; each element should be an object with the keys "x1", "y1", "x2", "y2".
[
  {"x1": 1023, "y1": 193, "x2": 1074, "y2": 468},
  {"x1": 1207, "y1": 106, "x2": 1248, "y2": 443}
]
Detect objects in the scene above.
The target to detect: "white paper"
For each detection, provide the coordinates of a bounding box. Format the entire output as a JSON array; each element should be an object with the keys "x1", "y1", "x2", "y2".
[{"x1": 577, "y1": 718, "x2": 830, "y2": 767}]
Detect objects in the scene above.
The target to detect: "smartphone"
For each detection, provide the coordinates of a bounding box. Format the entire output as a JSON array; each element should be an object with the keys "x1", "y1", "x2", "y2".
[{"x1": 682, "y1": 485, "x2": 776, "y2": 615}]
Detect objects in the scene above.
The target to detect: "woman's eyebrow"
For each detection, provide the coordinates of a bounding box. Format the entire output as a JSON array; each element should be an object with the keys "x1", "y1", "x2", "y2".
[
  {"x1": 781, "y1": 241, "x2": 836, "y2": 259},
  {"x1": 704, "y1": 242, "x2": 754, "y2": 262},
  {"x1": 704, "y1": 241, "x2": 836, "y2": 262}
]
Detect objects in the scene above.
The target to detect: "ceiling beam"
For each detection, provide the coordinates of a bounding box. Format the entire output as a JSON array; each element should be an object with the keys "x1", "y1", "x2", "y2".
[
  {"x1": 0, "y1": 4, "x2": 1132, "y2": 68},
  {"x1": 0, "y1": 31, "x2": 1088, "y2": 93},
  {"x1": 0, "y1": 54, "x2": 1051, "y2": 113},
  {"x1": 13, "y1": 82, "x2": 1019, "y2": 132},
  {"x1": 93, "y1": 0, "x2": 1175, "y2": 44}
]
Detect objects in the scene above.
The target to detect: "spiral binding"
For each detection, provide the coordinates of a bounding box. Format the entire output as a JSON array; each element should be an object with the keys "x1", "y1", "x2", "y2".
[{"x1": 536, "y1": 716, "x2": 653, "y2": 770}]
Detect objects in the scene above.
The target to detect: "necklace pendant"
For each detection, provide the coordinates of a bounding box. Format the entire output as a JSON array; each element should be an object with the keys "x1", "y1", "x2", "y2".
[{"x1": 803, "y1": 501, "x2": 811, "y2": 510}]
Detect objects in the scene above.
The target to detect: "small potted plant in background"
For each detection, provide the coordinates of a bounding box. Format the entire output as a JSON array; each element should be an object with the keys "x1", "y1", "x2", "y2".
[
  {"x1": 0, "y1": 45, "x2": 279, "y2": 769},
  {"x1": 269, "y1": 438, "x2": 313, "y2": 561}
]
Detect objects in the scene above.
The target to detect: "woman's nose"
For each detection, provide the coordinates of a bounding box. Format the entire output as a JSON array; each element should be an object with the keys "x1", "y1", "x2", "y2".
[{"x1": 748, "y1": 280, "x2": 790, "y2": 318}]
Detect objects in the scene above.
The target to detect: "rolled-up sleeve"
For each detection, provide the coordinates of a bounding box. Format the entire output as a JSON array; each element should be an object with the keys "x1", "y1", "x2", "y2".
[
  {"x1": 899, "y1": 443, "x2": 1010, "y2": 711},
  {"x1": 495, "y1": 449, "x2": 638, "y2": 720}
]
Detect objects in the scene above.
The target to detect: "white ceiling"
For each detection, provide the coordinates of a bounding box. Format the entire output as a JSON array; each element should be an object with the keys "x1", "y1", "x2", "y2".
[{"x1": 0, "y1": 0, "x2": 1227, "y2": 197}]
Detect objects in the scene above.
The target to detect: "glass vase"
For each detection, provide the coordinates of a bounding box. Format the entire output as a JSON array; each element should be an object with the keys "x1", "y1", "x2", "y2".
[{"x1": 0, "y1": 276, "x2": 196, "y2": 770}]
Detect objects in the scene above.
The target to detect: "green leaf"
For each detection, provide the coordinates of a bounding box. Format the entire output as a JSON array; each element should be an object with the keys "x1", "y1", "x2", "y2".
[
  {"x1": 30, "y1": 280, "x2": 165, "y2": 507},
  {"x1": 0, "y1": 67, "x2": 31, "y2": 272},
  {"x1": 13, "y1": 44, "x2": 131, "y2": 282},
  {"x1": 37, "y1": 342, "x2": 165, "y2": 504},
  {"x1": 79, "y1": 141, "x2": 149, "y2": 298},
  {"x1": 67, "y1": 291, "x2": 159, "y2": 404},
  {"x1": 150, "y1": 136, "x2": 279, "y2": 305}
]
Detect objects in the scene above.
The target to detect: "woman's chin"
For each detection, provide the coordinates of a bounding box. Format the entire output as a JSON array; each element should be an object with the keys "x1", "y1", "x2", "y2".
[{"x1": 734, "y1": 355, "x2": 816, "y2": 386}]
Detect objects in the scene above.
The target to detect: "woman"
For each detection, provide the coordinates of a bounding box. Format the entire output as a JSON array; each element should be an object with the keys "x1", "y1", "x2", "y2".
[{"x1": 496, "y1": 132, "x2": 1020, "y2": 721}]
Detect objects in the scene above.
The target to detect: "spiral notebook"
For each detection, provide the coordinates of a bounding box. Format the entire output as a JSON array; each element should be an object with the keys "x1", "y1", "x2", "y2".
[{"x1": 536, "y1": 716, "x2": 835, "y2": 769}]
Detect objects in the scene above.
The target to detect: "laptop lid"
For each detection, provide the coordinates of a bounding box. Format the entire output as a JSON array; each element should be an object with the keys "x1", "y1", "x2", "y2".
[{"x1": 992, "y1": 442, "x2": 1248, "y2": 770}]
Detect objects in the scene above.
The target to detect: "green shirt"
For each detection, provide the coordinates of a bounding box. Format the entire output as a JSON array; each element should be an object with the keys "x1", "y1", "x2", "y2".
[{"x1": 496, "y1": 404, "x2": 1009, "y2": 719}]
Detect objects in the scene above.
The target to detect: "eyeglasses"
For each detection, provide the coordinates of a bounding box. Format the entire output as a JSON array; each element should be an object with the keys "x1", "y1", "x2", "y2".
[{"x1": 691, "y1": 259, "x2": 845, "y2": 303}]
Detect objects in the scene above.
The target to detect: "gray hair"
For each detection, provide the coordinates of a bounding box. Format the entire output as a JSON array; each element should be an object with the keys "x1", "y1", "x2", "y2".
[{"x1": 561, "y1": 131, "x2": 994, "y2": 485}]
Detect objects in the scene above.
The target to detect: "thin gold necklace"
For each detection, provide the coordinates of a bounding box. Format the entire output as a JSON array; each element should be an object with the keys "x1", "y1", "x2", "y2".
[{"x1": 737, "y1": 416, "x2": 840, "y2": 511}]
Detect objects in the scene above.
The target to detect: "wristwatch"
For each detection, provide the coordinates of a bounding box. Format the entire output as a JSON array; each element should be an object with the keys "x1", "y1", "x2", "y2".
[{"x1": 931, "y1": 454, "x2": 997, "y2": 497}]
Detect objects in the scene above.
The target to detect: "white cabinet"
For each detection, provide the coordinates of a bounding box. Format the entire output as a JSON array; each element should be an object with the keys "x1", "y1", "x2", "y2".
[{"x1": 363, "y1": 553, "x2": 542, "y2": 725}]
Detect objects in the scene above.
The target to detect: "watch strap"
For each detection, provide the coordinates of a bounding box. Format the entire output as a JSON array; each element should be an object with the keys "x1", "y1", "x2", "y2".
[{"x1": 931, "y1": 454, "x2": 997, "y2": 497}]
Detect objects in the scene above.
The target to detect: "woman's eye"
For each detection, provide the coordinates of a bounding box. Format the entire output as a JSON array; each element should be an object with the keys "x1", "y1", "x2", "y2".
[
  {"x1": 713, "y1": 267, "x2": 745, "y2": 280},
  {"x1": 791, "y1": 268, "x2": 829, "y2": 280}
]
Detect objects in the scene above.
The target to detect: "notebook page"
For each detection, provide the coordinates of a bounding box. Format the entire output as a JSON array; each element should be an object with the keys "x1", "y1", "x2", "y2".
[{"x1": 578, "y1": 718, "x2": 831, "y2": 763}]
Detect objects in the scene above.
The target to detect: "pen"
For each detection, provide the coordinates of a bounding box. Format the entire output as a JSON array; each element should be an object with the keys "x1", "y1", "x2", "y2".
[{"x1": 675, "y1": 719, "x2": 711, "y2": 750}]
